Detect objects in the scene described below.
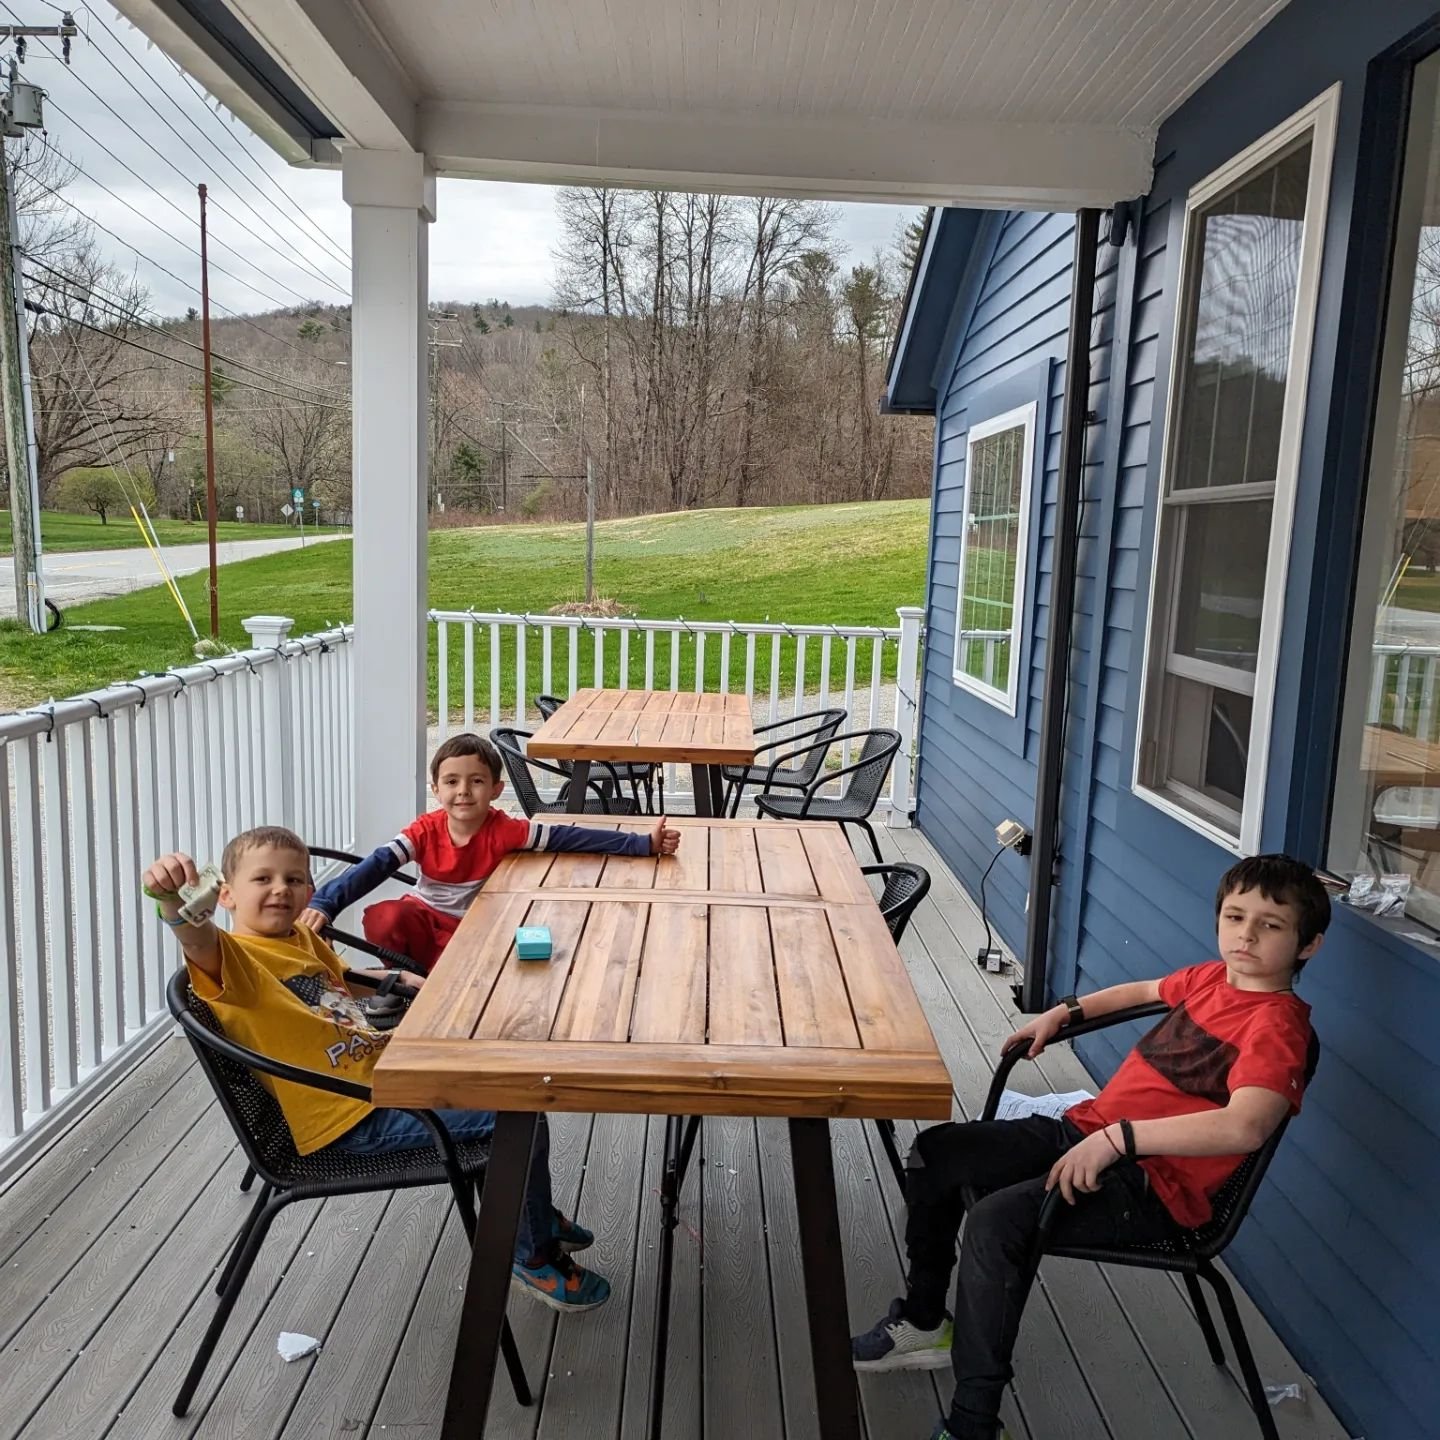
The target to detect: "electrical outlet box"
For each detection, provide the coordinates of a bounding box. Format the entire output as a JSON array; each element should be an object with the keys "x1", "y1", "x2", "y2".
[
  {"x1": 977, "y1": 947, "x2": 1004, "y2": 972},
  {"x1": 515, "y1": 925, "x2": 553, "y2": 961}
]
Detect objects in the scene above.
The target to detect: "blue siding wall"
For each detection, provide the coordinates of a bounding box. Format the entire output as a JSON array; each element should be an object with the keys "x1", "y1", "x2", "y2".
[{"x1": 913, "y1": 1, "x2": 1440, "y2": 1435}]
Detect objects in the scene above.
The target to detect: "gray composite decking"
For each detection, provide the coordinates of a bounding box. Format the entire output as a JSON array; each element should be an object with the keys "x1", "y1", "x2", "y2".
[{"x1": 0, "y1": 826, "x2": 1350, "y2": 1440}]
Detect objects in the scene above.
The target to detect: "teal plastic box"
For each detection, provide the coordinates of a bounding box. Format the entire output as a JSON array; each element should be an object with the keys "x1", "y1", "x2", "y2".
[{"x1": 515, "y1": 925, "x2": 553, "y2": 961}]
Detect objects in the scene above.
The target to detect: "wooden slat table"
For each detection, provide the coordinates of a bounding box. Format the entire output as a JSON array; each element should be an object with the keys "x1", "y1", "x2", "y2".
[
  {"x1": 372, "y1": 816, "x2": 952, "y2": 1440},
  {"x1": 526, "y1": 687, "x2": 757, "y2": 816}
]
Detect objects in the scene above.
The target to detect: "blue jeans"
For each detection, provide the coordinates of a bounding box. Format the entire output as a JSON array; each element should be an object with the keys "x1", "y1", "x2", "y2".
[{"x1": 330, "y1": 1107, "x2": 554, "y2": 1262}]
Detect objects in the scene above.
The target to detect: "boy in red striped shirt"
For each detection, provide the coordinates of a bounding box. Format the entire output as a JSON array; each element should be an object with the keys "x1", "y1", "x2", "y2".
[{"x1": 851, "y1": 854, "x2": 1327, "y2": 1440}]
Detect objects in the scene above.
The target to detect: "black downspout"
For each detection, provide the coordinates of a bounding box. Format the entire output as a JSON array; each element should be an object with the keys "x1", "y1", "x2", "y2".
[{"x1": 1018, "y1": 208, "x2": 1102, "y2": 1014}]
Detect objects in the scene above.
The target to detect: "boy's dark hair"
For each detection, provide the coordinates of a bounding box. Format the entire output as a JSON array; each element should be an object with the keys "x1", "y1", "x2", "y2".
[
  {"x1": 430, "y1": 732, "x2": 503, "y2": 785},
  {"x1": 1215, "y1": 854, "x2": 1331, "y2": 972},
  {"x1": 221, "y1": 825, "x2": 309, "y2": 880}
]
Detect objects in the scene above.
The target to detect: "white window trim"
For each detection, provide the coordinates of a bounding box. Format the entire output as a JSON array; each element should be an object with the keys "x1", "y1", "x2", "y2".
[
  {"x1": 1133, "y1": 83, "x2": 1341, "y2": 855},
  {"x1": 952, "y1": 400, "x2": 1037, "y2": 713}
]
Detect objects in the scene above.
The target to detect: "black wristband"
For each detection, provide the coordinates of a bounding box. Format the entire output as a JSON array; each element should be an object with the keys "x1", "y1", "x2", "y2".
[
  {"x1": 1119, "y1": 1118, "x2": 1137, "y2": 1159},
  {"x1": 1060, "y1": 994, "x2": 1084, "y2": 1028}
]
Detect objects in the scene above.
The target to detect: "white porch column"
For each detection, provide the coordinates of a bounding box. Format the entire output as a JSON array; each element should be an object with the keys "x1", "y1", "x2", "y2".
[{"x1": 343, "y1": 150, "x2": 434, "y2": 844}]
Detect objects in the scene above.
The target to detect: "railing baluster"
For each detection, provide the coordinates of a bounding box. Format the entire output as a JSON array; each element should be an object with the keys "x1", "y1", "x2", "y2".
[
  {"x1": 69, "y1": 720, "x2": 102, "y2": 1072},
  {"x1": 720, "y1": 631, "x2": 731, "y2": 694},
  {"x1": 542, "y1": 624, "x2": 553, "y2": 698},
  {"x1": 1367, "y1": 650, "x2": 1387, "y2": 723},
  {"x1": 41, "y1": 725, "x2": 78, "y2": 1092},
  {"x1": 516, "y1": 622, "x2": 528, "y2": 725},
  {"x1": 745, "y1": 633, "x2": 756, "y2": 706},
  {"x1": 143, "y1": 697, "x2": 170, "y2": 1012},
  {"x1": 843, "y1": 638, "x2": 858, "y2": 769},
  {"x1": 93, "y1": 712, "x2": 125, "y2": 1054},
  {"x1": 114, "y1": 705, "x2": 144, "y2": 1032},
  {"x1": 0, "y1": 747, "x2": 20, "y2": 1137},
  {"x1": 793, "y1": 635, "x2": 806, "y2": 719},
  {"x1": 1396, "y1": 655, "x2": 1414, "y2": 732},
  {"x1": 820, "y1": 634, "x2": 832, "y2": 713},
  {"x1": 869, "y1": 633, "x2": 884, "y2": 730},
  {"x1": 695, "y1": 631, "x2": 706, "y2": 692},
  {"x1": 491, "y1": 622, "x2": 502, "y2": 727},
  {"x1": 1421, "y1": 656, "x2": 1439, "y2": 743},
  {"x1": 620, "y1": 627, "x2": 630, "y2": 690},
  {"x1": 438, "y1": 619, "x2": 450, "y2": 742},
  {"x1": 670, "y1": 630, "x2": 681, "y2": 692},
  {"x1": 14, "y1": 736, "x2": 50, "y2": 1115},
  {"x1": 768, "y1": 633, "x2": 781, "y2": 727},
  {"x1": 464, "y1": 620, "x2": 475, "y2": 733},
  {"x1": 645, "y1": 628, "x2": 656, "y2": 689},
  {"x1": 568, "y1": 622, "x2": 579, "y2": 695},
  {"x1": 594, "y1": 626, "x2": 604, "y2": 687}
]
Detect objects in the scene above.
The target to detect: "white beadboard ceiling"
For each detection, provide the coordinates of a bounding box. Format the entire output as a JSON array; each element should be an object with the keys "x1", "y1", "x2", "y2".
[{"x1": 116, "y1": 0, "x2": 1296, "y2": 207}]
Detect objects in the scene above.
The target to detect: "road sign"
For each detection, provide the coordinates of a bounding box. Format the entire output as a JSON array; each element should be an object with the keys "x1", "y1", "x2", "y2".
[
  {"x1": 291, "y1": 487, "x2": 304, "y2": 504},
  {"x1": 311, "y1": 498, "x2": 320, "y2": 509},
  {"x1": 281, "y1": 503, "x2": 294, "y2": 517},
  {"x1": 235, "y1": 505, "x2": 244, "y2": 520}
]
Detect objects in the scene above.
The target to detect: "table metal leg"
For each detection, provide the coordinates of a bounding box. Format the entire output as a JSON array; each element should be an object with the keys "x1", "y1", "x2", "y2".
[
  {"x1": 788, "y1": 1117, "x2": 862, "y2": 1440},
  {"x1": 565, "y1": 760, "x2": 591, "y2": 814},
  {"x1": 708, "y1": 765, "x2": 725, "y2": 816},
  {"x1": 441, "y1": 1111, "x2": 538, "y2": 1440},
  {"x1": 648, "y1": 1115, "x2": 701, "y2": 1440},
  {"x1": 690, "y1": 764, "x2": 714, "y2": 816}
]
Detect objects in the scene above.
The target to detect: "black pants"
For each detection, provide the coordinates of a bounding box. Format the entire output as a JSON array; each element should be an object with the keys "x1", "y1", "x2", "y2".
[{"x1": 904, "y1": 1117, "x2": 1179, "y2": 1440}]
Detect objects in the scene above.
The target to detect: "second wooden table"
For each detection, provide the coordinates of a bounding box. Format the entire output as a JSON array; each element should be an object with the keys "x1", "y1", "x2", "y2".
[{"x1": 526, "y1": 687, "x2": 757, "y2": 815}]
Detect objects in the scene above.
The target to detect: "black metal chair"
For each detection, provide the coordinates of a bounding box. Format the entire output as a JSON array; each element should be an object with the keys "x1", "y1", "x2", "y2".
[
  {"x1": 860, "y1": 863, "x2": 932, "y2": 1190},
  {"x1": 721, "y1": 706, "x2": 847, "y2": 817},
  {"x1": 491, "y1": 726, "x2": 639, "y2": 817},
  {"x1": 535, "y1": 694, "x2": 661, "y2": 813},
  {"x1": 972, "y1": 1003, "x2": 1320, "y2": 1440},
  {"x1": 165, "y1": 968, "x2": 532, "y2": 1417},
  {"x1": 752, "y1": 727, "x2": 901, "y2": 862}
]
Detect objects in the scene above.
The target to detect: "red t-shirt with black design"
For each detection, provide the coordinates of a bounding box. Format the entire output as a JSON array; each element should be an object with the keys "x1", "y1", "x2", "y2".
[{"x1": 1065, "y1": 962, "x2": 1312, "y2": 1229}]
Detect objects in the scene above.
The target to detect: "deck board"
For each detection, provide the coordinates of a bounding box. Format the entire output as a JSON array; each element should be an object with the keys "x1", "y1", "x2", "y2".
[{"x1": 0, "y1": 827, "x2": 1349, "y2": 1440}]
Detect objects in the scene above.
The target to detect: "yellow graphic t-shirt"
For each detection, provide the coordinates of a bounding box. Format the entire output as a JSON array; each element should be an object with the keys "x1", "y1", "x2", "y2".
[{"x1": 187, "y1": 925, "x2": 387, "y2": 1155}]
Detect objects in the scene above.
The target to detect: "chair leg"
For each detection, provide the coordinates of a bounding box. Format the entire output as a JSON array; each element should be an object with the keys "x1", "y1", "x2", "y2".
[
  {"x1": 1199, "y1": 1263, "x2": 1281, "y2": 1440},
  {"x1": 874, "y1": 1119, "x2": 906, "y2": 1193},
  {"x1": 238, "y1": 1163, "x2": 256, "y2": 1193},
  {"x1": 859, "y1": 818, "x2": 883, "y2": 863},
  {"x1": 1183, "y1": 1271, "x2": 1226, "y2": 1365},
  {"x1": 176, "y1": 1194, "x2": 282, "y2": 1415},
  {"x1": 216, "y1": 1182, "x2": 272, "y2": 1295}
]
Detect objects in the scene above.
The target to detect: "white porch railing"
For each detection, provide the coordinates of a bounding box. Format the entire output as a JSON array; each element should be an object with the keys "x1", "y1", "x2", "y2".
[
  {"x1": 0, "y1": 623, "x2": 354, "y2": 1170},
  {"x1": 429, "y1": 607, "x2": 926, "y2": 819},
  {"x1": 1370, "y1": 643, "x2": 1440, "y2": 739}
]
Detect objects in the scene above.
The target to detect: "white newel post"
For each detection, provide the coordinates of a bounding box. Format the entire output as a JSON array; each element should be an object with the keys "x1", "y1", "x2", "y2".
[
  {"x1": 889, "y1": 605, "x2": 925, "y2": 828},
  {"x1": 244, "y1": 614, "x2": 296, "y2": 828},
  {"x1": 344, "y1": 150, "x2": 433, "y2": 846}
]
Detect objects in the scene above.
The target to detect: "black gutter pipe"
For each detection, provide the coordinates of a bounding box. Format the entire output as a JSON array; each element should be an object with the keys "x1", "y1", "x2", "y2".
[{"x1": 1018, "y1": 207, "x2": 1102, "y2": 1014}]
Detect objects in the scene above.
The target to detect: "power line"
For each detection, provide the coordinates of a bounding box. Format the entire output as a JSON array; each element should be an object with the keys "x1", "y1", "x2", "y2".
[
  {"x1": 0, "y1": 2, "x2": 349, "y2": 302},
  {"x1": 12, "y1": 158, "x2": 340, "y2": 362},
  {"x1": 21, "y1": 255, "x2": 346, "y2": 403},
  {"x1": 81, "y1": 14, "x2": 351, "y2": 275},
  {"x1": 25, "y1": 296, "x2": 351, "y2": 408}
]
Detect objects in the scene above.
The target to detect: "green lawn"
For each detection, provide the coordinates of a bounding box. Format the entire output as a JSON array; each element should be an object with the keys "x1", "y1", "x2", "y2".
[
  {"x1": 0, "y1": 510, "x2": 347, "y2": 556},
  {"x1": 0, "y1": 501, "x2": 928, "y2": 710}
]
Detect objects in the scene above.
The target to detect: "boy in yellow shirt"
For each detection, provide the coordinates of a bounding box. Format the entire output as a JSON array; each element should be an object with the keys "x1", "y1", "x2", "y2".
[{"x1": 146, "y1": 824, "x2": 608, "y2": 1312}]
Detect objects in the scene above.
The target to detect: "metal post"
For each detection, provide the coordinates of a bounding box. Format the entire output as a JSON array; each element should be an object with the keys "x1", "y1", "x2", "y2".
[
  {"x1": 0, "y1": 145, "x2": 43, "y2": 632},
  {"x1": 198, "y1": 183, "x2": 219, "y2": 639}
]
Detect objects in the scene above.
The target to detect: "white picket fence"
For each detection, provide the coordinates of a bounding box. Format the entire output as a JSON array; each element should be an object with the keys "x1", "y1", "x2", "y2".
[
  {"x1": 429, "y1": 607, "x2": 926, "y2": 817},
  {"x1": 0, "y1": 624, "x2": 355, "y2": 1171}
]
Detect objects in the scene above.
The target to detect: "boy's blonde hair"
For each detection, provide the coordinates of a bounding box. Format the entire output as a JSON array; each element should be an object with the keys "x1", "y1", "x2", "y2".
[{"x1": 220, "y1": 825, "x2": 310, "y2": 880}]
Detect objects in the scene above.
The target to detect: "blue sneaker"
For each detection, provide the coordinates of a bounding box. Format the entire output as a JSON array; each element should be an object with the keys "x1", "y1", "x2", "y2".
[
  {"x1": 553, "y1": 1209, "x2": 594, "y2": 1254},
  {"x1": 852, "y1": 1298, "x2": 953, "y2": 1371},
  {"x1": 510, "y1": 1251, "x2": 611, "y2": 1313}
]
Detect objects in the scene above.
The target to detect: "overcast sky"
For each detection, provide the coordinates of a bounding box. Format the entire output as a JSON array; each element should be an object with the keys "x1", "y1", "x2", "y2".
[{"x1": 11, "y1": 2, "x2": 920, "y2": 321}]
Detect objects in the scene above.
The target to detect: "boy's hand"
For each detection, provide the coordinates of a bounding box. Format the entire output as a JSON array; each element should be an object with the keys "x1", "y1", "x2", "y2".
[
  {"x1": 143, "y1": 852, "x2": 199, "y2": 900},
  {"x1": 1002, "y1": 1004, "x2": 1067, "y2": 1059},
  {"x1": 649, "y1": 816, "x2": 681, "y2": 856},
  {"x1": 297, "y1": 907, "x2": 331, "y2": 933},
  {"x1": 1046, "y1": 1129, "x2": 1121, "y2": 1205}
]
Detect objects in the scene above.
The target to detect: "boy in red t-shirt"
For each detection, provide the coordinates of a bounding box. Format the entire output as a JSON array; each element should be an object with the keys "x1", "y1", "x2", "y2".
[
  {"x1": 851, "y1": 854, "x2": 1328, "y2": 1440},
  {"x1": 300, "y1": 733, "x2": 680, "y2": 971}
]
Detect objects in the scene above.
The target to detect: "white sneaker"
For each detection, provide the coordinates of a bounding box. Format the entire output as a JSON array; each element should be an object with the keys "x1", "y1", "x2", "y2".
[{"x1": 851, "y1": 1298, "x2": 953, "y2": 1371}]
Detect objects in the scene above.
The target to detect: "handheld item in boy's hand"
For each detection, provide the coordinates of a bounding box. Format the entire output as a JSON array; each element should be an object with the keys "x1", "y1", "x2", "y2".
[
  {"x1": 515, "y1": 925, "x2": 553, "y2": 961},
  {"x1": 177, "y1": 864, "x2": 225, "y2": 926}
]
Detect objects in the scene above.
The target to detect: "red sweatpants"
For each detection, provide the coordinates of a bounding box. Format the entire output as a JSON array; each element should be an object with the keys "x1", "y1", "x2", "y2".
[{"x1": 362, "y1": 896, "x2": 461, "y2": 974}]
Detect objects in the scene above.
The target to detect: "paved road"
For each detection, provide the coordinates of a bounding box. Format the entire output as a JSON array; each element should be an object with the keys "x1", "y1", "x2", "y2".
[{"x1": 0, "y1": 534, "x2": 346, "y2": 618}]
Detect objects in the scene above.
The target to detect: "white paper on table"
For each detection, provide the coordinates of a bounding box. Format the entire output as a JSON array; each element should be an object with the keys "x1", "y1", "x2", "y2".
[{"x1": 993, "y1": 1088, "x2": 1094, "y2": 1122}]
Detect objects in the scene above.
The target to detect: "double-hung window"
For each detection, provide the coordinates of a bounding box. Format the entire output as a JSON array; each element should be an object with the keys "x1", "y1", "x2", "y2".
[
  {"x1": 952, "y1": 402, "x2": 1036, "y2": 712},
  {"x1": 1136, "y1": 90, "x2": 1338, "y2": 851}
]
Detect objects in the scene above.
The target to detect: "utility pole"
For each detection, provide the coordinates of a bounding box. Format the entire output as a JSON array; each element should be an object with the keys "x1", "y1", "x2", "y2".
[
  {"x1": 197, "y1": 183, "x2": 219, "y2": 638},
  {"x1": 499, "y1": 408, "x2": 509, "y2": 512},
  {"x1": 585, "y1": 455, "x2": 596, "y2": 604},
  {"x1": 0, "y1": 21, "x2": 74, "y2": 633}
]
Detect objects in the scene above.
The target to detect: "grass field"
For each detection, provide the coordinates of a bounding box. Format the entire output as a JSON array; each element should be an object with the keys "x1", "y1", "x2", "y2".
[
  {"x1": 0, "y1": 510, "x2": 346, "y2": 556},
  {"x1": 0, "y1": 501, "x2": 929, "y2": 710}
]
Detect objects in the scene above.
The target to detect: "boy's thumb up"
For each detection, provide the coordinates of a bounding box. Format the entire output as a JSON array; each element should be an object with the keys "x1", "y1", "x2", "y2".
[{"x1": 650, "y1": 816, "x2": 681, "y2": 856}]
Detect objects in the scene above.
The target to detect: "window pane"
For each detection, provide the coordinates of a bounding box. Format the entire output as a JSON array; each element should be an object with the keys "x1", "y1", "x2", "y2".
[
  {"x1": 1330, "y1": 52, "x2": 1440, "y2": 926},
  {"x1": 1173, "y1": 142, "x2": 1312, "y2": 493},
  {"x1": 1155, "y1": 675, "x2": 1253, "y2": 819},
  {"x1": 956, "y1": 419, "x2": 1027, "y2": 698},
  {"x1": 1172, "y1": 499, "x2": 1272, "y2": 672}
]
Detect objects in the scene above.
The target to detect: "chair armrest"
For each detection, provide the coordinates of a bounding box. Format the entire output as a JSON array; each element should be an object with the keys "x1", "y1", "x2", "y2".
[
  {"x1": 169, "y1": 990, "x2": 372, "y2": 1103},
  {"x1": 751, "y1": 716, "x2": 843, "y2": 758},
  {"x1": 979, "y1": 1001, "x2": 1170, "y2": 1122},
  {"x1": 759, "y1": 734, "x2": 838, "y2": 791},
  {"x1": 791, "y1": 731, "x2": 901, "y2": 815},
  {"x1": 324, "y1": 924, "x2": 428, "y2": 977}
]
